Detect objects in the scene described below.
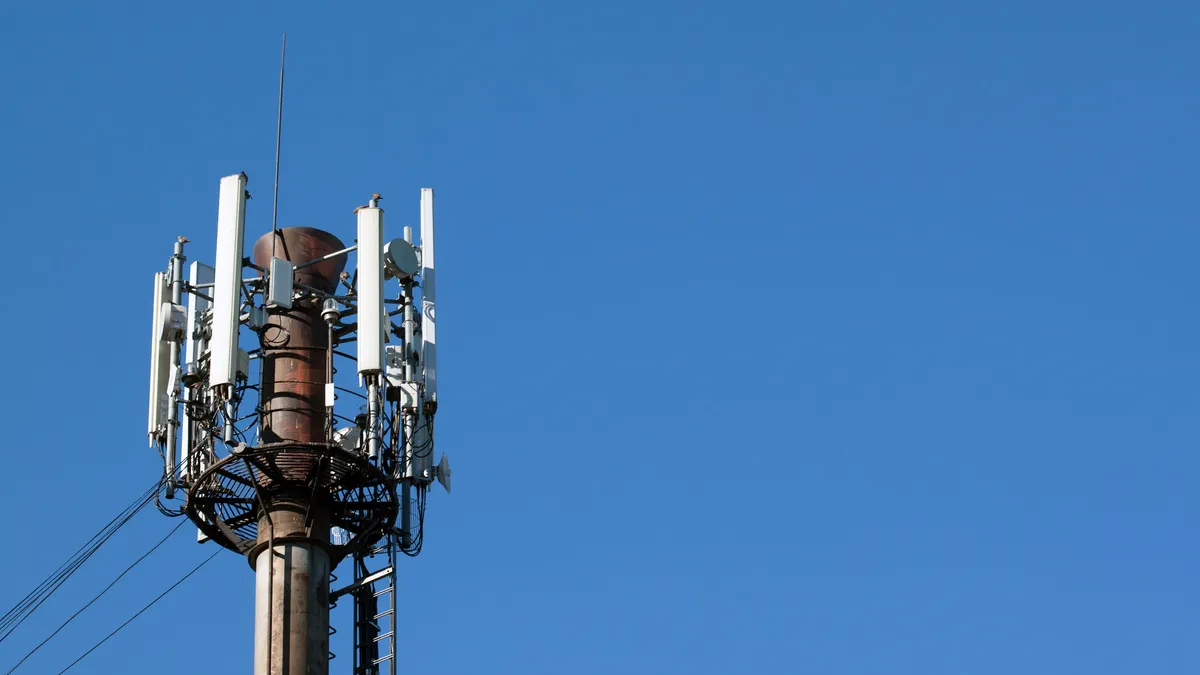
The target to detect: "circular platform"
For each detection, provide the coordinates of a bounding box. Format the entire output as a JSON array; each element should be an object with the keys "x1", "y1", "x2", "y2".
[{"x1": 185, "y1": 441, "x2": 398, "y2": 560}]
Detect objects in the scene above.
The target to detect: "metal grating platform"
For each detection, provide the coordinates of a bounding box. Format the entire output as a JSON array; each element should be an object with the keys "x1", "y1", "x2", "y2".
[{"x1": 186, "y1": 441, "x2": 398, "y2": 560}]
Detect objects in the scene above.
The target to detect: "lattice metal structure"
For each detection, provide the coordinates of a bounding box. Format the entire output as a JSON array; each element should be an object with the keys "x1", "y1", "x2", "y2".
[
  {"x1": 147, "y1": 178, "x2": 449, "y2": 675},
  {"x1": 186, "y1": 442, "x2": 398, "y2": 559}
]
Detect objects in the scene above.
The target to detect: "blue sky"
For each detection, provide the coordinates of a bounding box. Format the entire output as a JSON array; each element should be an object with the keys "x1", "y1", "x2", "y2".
[{"x1": 1, "y1": 1, "x2": 1197, "y2": 673}]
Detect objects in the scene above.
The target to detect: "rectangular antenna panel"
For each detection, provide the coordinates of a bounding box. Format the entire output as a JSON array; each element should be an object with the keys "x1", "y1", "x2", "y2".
[
  {"x1": 209, "y1": 173, "x2": 247, "y2": 391},
  {"x1": 181, "y1": 263, "x2": 213, "y2": 482},
  {"x1": 384, "y1": 344, "x2": 405, "y2": 388},
  {"x1": 158, "y1": 303, "x2": 187, "y2": 342},
  {"x1": 238, "y1": 348, "x2": 251, "y2": 379},
  {"x1": 184, "y1": 262, "x2": 215, "y2": 370},
  {"x1": 420, "y1": 188, "x2": 437, "y2": 403},
  {"x1": 357, "y1": 206, "x2": 385, "y2": 375},
  {"x1": 148, "y1": 271, "x2": 169, "y2": 444},
  {"x1": 267, "y1": 257, "x2": 294, "y2": 309}
]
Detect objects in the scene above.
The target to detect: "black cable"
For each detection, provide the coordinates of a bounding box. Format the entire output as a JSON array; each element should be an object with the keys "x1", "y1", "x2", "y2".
[
  {"x1": 0, "y1": 480, "x2": 152, "y2": 629},
  {"x1": 409, "y1": 416, "x2": 435, "y2": 458},
  {"x1": 0, "y1": 478, "x2": 163, "y2": 642},
  {"x1": 155, "y1": 486, "x2": 188, "y2": 517},
  {"x1": 400, "y1": 486, "x2": 427, "y2": 557},
  {"x1": 234, "y1": 414, "x2": 260, "y2": 438},
  {"x1": 55, "y1": 549, "x2": 219, "y2": 675},
  {"x1": 5, "y1": 518, "x2": 188, "y2": 674},
  {"x1": 1, "y1": 480, "x2": 158, "y2": 628}
]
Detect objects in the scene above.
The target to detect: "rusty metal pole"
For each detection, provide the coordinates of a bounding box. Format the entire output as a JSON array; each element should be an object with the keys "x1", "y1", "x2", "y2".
[{"x1": 250, "y1": 227, "x2": 347, "y2": 675}]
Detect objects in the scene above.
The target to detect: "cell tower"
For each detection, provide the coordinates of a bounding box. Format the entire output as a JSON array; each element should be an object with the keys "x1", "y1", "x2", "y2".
[{"x1": 147, "y1": 177, "x2": 448, "y2": 675}]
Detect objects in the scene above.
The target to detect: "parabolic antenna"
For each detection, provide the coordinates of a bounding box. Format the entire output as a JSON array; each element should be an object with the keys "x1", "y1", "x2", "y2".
[
  {"x1": 435, "y1": 454, "x2": 451, "y2": 493},
  {"x1": 384, "y1": 238, "x2": 419, "y2": 279}
]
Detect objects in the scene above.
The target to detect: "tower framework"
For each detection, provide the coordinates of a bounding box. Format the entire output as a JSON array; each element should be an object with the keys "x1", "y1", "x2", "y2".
[{"x1": 147, "y1": 181, "x2": 447, "y2": 675}]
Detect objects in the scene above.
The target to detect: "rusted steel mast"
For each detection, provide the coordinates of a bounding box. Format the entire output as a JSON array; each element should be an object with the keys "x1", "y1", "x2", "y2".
[{"x1": 249, "y1": 226, "x2": 346, "y2": 675}]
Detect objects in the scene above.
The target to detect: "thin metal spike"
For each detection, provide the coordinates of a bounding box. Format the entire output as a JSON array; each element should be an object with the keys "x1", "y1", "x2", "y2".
[{"x1": 271, "y1": 33, "x2": 288, "y2": 261}]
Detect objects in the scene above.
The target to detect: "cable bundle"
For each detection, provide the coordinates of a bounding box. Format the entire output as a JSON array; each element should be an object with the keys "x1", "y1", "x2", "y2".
[{"x1": 0, "y1": 477, "x2": 162, "y2": 644}]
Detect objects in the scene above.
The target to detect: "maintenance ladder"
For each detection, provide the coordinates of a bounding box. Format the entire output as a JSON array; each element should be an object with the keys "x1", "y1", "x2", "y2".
[{"x1": 331, "y1": 544, "x2": 397, "y2": 675}]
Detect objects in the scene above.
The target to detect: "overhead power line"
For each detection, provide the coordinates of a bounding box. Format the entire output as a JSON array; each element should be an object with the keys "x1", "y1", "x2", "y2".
[
  {"x1": 56, "y1": 549, "x2": 220, "y2": 675},
  {"x1": 0, "y1": 476, "x2": 165, "y2": 644},
  {"x1": 4, "y1": 518, "x2": 189, "y2": 674}
]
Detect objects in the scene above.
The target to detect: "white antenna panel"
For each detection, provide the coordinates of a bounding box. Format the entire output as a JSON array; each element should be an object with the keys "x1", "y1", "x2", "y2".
[
  {"x1": 184, "y1": 262, "x2": 215, "y2": 370},
  {"x1": 181, "y1": 262, "x2": 214, "y2": 481},
  {"x1": 158, "y1": 302, "x2": 187, "y2": 343},
  {"x1": 420, "y1": 188, "x2": 437, "y2": 404},
  {"x1": 267, "y1": 257, "x2": 294, "y2": 309},
  {"x1": 209, "y1": 173, "x2": 247, "y2": 392},
  {"x1": 147, "y1": 271, "x2": 170, "y2": 444},
  {"x1": 357, "y1": 205, "x2": 385, "y2": 375}
]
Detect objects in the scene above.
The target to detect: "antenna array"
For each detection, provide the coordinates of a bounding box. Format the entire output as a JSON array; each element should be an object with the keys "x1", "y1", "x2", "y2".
[
  {"x1": 146, "y1": 175, "x2": 448, "y2": 674},
  {"x1": 147, "y1": 178, "x2": 448, "y2": 529}
]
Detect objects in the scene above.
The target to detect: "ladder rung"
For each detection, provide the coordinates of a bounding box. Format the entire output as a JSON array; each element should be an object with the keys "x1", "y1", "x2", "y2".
[
  {"x1": 373, "y1": 654, "x2": 394, "y2": 665},
  {"x1": 372, "y1": 586, "x2": 393, "y2": 598},
  {"x1": 373, "y1": 631, "x2": 394, "y2": 642},
  {"x1": 330, "y1": 566, "x2": 395, "y2": 600},
  {"x1": 373, "y1": 609, "x2": 394, "y2": 620}
]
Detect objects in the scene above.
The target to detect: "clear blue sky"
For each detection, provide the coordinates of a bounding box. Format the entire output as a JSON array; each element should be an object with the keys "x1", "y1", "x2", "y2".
[{"x1": 1, "y1": 1, "x2": 1197, "y2": 673}]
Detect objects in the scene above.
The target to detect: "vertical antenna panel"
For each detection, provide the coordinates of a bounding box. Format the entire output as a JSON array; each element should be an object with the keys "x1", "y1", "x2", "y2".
[
  {"x1": 357, "y1": 206, "x2": 385, "y2": 375},
  {"x1": 182, "y1": 262, "x2": 214, "y2": 479},
  {"x1": 184, "y1": 262, "x2": 216, "y2": 370},
  {"x1": 148, "y1": 271, "x2": 169, "y2": 444},
  {"x1": 267, "y1": 257, "x2": 294, "y2": 309},
  {"x1": 210, "y1": 173, "x2": 247, "y2": 391},
  {"x1": 420, "y1": 188, "x2": 437, "y2": 403}
]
